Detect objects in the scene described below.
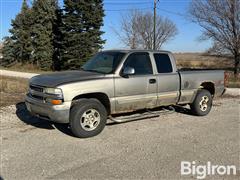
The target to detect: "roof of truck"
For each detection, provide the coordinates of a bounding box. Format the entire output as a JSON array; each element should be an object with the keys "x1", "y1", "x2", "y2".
[{"x1": 101, "y1": 49, "x2": 172, "y2": 54}]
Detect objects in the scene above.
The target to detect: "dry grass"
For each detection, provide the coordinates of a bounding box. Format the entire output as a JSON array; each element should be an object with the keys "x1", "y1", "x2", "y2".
[
  {"x1": 0, "y1": 76, "x2": 28, "y2": 107},
  {"x1": 174, "y1": 53, "x2": 234, "y2": 69},
  {"x1": 227, "y1": 73, "x2": 240, "y2": 88},
  {"x1": 174, "y1": 53, "x2": 239, "y2": 87}
]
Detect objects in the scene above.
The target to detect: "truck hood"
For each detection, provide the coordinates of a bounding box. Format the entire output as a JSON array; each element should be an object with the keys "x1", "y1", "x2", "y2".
[{"x1": 30, "y1": 70, "x2": 105, "y2": 87}]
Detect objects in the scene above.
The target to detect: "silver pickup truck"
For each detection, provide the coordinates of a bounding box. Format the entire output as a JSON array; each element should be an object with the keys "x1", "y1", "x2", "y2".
[{"x1": 26, "y1": 50, "x2": 226, "y2": 138}]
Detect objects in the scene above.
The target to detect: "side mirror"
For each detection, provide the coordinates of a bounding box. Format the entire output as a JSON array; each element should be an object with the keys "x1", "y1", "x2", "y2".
[{"x1": 123, "y1": 67, "x2": 135, "y2": 76}]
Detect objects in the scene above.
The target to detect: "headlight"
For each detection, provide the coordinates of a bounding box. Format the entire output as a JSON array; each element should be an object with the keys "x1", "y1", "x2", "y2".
[{"x1": 44, "y1": 88, "x2": 63, "y2": 95}]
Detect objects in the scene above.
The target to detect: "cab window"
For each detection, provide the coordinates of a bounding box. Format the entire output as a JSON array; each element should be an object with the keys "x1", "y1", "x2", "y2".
[{"x1": 124, "y1": 53, "x2": 153, "y2": 75}]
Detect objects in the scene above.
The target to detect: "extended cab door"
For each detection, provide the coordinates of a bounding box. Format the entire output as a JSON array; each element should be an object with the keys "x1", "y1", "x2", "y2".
[
  {"x1": 114, "y1": 52, "x2": 158, "y2": 113},
  {"x1": 153, "y1": 53, "x2": 180, "y2": 105}
]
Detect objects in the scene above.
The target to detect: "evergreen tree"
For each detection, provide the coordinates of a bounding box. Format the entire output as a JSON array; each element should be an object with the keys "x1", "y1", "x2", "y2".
[
  {"x1": 2, "y1": 0, "x2": 33, "y2": 65},
  {"x1": 61, "y1": 0, "x2": 105, "y2": 69},
  {"x1": 1, "y1": 37, "x2": 17, "y2": 66},
  {"x1": 32, "y1": 0, "x2": 59, "y2": 70},
  {"x1": 52, "y1": 7, "x2": 63, "y2": 70}
]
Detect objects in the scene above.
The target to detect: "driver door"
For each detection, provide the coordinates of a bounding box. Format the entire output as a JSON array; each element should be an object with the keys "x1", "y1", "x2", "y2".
[{"x1": 114, "y1": 52, "x2": 158, "y2": 113}]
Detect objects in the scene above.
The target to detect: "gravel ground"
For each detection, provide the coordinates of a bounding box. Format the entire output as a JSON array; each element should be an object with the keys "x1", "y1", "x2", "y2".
[
  {"x1": 0, "y1": 97, "x2": 239, "y2": 180},
  {"x1": 225, "y1": 88, "x2": 240, "y2": 96}
]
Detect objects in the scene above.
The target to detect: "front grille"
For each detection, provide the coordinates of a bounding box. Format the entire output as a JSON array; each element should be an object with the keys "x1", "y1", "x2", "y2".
[
  {"x1": 27, "y1": 93, "x2": 44, "y2": 101},
  {"x1": 31, "y1": 94, "x2": 44, "y2": 101},
  {"x1": 28, "y1": 84, "x2": 63, "y2": 103},
  {"x1": 30, "y1": 85, "x2": 44, "y2": 92},
  {"x1": 29, "y1": 84, "x2": 45, "y2": 102}
]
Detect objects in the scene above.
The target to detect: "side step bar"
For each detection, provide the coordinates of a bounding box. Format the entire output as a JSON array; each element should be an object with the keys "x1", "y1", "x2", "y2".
[{"x1": 109, "y1": 106, "x2": 175, "y2": 123}]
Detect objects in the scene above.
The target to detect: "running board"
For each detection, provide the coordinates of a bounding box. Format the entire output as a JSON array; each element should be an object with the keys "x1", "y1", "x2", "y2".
[
  {"x1": 109, "y1": 107, "x2": 175, "y2": 123},
  {"x1": 109, "y1": 112, "x2": 160, "y2": 123}
]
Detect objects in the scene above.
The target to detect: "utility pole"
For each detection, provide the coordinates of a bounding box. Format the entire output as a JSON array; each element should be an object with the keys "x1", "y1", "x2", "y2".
[{"x1": 153, "y1": 0, "x2": 157, "y2": 50}]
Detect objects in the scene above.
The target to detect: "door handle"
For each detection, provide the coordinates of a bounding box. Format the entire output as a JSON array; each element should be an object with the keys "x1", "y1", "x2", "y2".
[{"x1": 149, "y1": 79, "x2": 156, "y2": 84}]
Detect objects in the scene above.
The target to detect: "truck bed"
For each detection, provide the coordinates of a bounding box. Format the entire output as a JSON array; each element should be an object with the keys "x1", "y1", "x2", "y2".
[{"x1": 178, "y1": 69, "x2": 225, "y2": 104}]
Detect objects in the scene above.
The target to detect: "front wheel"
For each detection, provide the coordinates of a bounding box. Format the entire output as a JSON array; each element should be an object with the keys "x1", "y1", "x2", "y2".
[
  {"x1": 190, "y1": 89, "x2": 213, "y2": 116},
  {"x1": 70, "y1": 99, "x2": 107, "y2": 138}
]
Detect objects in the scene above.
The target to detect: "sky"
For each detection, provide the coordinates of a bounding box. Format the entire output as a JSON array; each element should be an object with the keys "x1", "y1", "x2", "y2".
[{"x1": 0, "y1": 0, "x2": 212, "y2": 52}]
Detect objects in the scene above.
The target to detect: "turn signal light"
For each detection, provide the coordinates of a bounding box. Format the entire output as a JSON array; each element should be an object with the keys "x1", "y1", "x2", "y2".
[{"x1": 51, "y1": 99, "x2": 62, "y2": 105}]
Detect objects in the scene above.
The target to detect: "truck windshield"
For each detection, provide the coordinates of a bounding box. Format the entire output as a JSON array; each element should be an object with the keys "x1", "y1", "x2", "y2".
[{"x1": 81, "y1": 52, "x2": 126, "y2": 74}]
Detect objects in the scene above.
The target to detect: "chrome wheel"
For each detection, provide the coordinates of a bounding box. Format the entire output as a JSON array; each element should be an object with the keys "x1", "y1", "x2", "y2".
[
  {"x1": 199, "y1": 96, "x2": 209, "y2": 112},
  {"x1": 80, "y1": 109, "x2": 101, "y2": 131}
]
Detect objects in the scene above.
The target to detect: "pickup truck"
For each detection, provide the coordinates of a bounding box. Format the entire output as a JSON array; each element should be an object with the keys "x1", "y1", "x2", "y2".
[{"x1": 25, "y1": 50, "x2": 226, "y2": 138}]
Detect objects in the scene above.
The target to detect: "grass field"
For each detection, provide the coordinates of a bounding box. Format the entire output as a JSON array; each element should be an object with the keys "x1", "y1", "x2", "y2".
[
  {"x1": 227, "y1": 73, "x2": 240, "y2": 88},
  {"x1": 174, "y1": 53, "x2": 239, "y2": 87},
  {"x1": 0, "y1": 76, "x2": 28, "y2": 107},
  {"x1": 174, "y1": 53, "x2": 234, "y2": 69}
]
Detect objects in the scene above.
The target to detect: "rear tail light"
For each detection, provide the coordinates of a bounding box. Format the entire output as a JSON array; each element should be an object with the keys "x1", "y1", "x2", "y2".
[{"x1": 224, "y1": 72, "x2": 228, "y2": 87}]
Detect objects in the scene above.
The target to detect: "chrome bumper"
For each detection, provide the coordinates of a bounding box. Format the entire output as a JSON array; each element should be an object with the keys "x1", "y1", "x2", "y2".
[{"x1": 25, "y1": 95, "x2": 71, "y2": 123}]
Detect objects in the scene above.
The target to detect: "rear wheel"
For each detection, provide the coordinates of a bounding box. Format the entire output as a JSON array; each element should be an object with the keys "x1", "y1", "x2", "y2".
[
  {"x1": 70, "y1": 99, "x2": 107, "y2": 138},
  {"x1": 190, "y1": 89, "x2": 212, "y2": 116}
]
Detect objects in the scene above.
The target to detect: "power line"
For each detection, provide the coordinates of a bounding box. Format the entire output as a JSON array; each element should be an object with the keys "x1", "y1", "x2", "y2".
[
  {"x1": 105, "y1": 7, "x2": 152, "y2": 12},
  {"x1": 156, "y1": 7, "x2": 186, "y2": 18},
  {"x1": 104, "y1": 0, "x2": 150, "y2": 2},
  {"x1": 104, "y1": 2, "x2": 151, "y2": 5}
]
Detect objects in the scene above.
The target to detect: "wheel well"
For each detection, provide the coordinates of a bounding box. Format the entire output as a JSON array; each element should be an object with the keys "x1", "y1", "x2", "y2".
[
  {"x1": 72, "y1": 93, "x2": 111, "y2": 115},
  {"x1": 200, "y1": 82, "x2": 215, "y2": 95}
]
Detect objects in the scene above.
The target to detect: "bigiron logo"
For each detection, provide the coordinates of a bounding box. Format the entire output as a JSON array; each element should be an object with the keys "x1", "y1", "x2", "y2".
[{"x1": 181, "y1": 161, "x2": 237, "y2": 179}]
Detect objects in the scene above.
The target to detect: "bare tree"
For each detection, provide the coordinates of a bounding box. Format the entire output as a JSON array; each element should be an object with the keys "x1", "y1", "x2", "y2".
[
  {"x1": 189, "y1": 0, "x2": 240, "y2": 75},
  {"x1": 114, "y1": 10, "x2": 178, "y2": 50},
  {"x1": 207, "y1": 41, "x2": 230, "y2": 56}
]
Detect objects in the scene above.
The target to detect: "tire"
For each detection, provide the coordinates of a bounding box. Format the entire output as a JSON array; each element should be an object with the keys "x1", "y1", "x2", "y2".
[
  {"x1": 70, "y1": 98, "x2": 107, "y2": 138},
  {"x1": 190, "y1": 89, "x2": 213, "y2": 116}
]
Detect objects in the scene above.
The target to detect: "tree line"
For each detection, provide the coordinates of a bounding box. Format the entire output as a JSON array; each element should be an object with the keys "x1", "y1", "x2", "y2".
[
  {"x1": 1, "y1": 0, "x2": 239, "y2": 75},
  {"x1": 1, "y1": 0, "x2": 105, "y2": 70}
]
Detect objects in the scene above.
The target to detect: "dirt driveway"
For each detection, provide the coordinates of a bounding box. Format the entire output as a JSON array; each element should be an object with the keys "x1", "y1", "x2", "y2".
[{"x1": 0, "y1": 98, "x2": 239, "y2": 180}]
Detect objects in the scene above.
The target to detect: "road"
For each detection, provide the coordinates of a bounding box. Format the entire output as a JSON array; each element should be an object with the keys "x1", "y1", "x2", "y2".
[
  {"x1": 0, "y1": 97, "x2": 239, "y2": 180},
  {"x1": 0, "y1": 69, "x2": 39, "y2": 79}
]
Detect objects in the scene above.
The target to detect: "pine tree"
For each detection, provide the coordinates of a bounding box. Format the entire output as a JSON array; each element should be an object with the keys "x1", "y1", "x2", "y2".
[
  {"x1": 2, "y1": 0, "x2": 33, "y2": 65},
  {"x1": 1, "y1": 37, "x2": 17, "y2": 66},
  {"x1": 52, "y1": 7, "x2": 63, "y2": 70},
  {"x1": 61, "y1": 0, "x2": 105, "y2": 70},
  {"x1": 32, "y1": 0, "x2": 59, "y2": 70}
]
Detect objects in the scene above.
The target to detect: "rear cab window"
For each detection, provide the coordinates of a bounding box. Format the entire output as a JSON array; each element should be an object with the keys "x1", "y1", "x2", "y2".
[{"x1": 153, "y1": 53, "x2": 173, "y2": 73}]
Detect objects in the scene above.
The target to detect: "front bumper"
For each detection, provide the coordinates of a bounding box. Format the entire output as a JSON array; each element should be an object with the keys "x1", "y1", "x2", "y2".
[{"x1": 25, "y1": 95, "x2": 71, "y2": 123}]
